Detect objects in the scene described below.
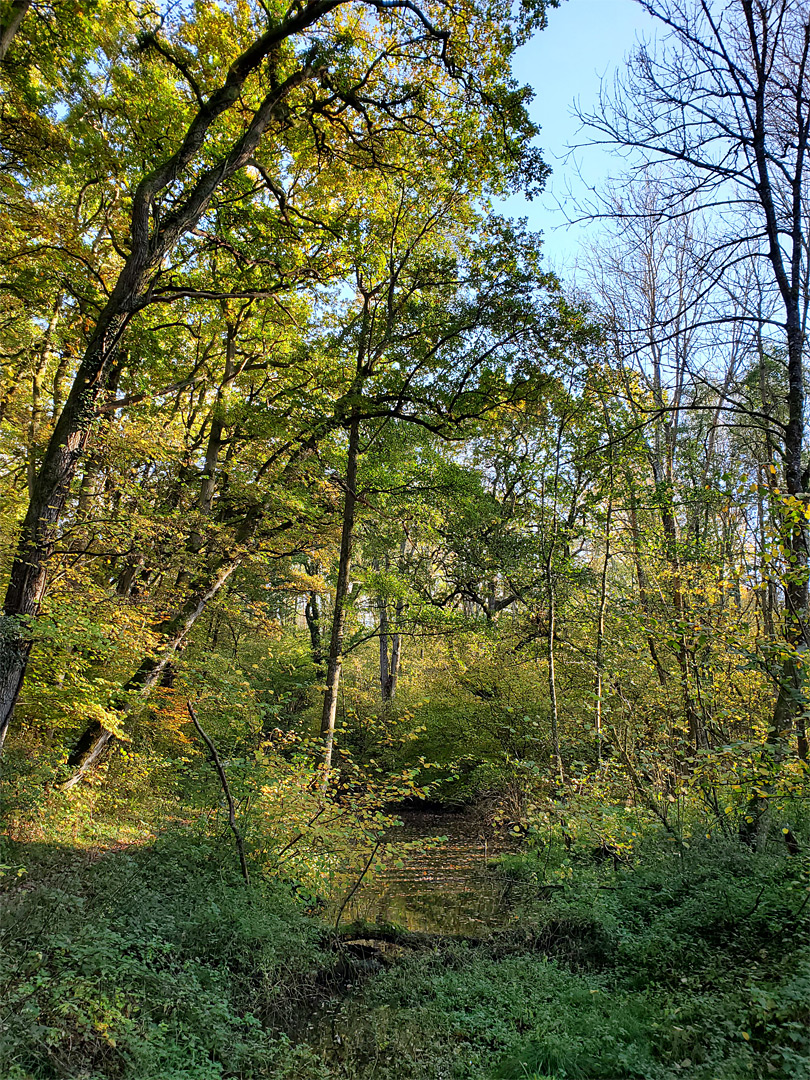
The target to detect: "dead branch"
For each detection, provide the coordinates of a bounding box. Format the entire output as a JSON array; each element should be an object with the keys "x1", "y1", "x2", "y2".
[{"x1": 187, "y1": 701, "x2": 250, "y2": 886}]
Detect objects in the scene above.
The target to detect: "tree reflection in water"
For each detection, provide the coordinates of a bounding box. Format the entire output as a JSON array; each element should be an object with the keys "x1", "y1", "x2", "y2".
[{"x1": 335, "y1": 811, "x2": 515, "y2": 934}]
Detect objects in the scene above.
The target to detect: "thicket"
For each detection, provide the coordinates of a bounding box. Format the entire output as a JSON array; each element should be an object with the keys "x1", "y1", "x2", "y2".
[{"x1": 0, "y1": 837, "x2": 330, "y2": 1080}]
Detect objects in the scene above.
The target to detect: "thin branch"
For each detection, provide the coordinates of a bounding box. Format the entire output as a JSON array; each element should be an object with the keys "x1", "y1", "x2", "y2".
[
  {"x1": 188, "y1": 701, "x2": 251, "y2": 886},
  {"x1": 334, "y1": 840, "x2": 382, "y2": 929}
]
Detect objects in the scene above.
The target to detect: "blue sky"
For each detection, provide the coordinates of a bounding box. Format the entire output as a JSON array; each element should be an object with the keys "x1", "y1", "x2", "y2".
[{"x1": 499, "y1": 0, "x2": 658, "y2": 273}]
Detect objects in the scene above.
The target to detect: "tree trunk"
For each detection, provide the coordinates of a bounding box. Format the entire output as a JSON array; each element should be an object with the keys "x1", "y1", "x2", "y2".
[
  {"x1": 756, "y1": 463, "x2": 776, "y2": 640},
  {"x1": 770, "y1": 309, "x2": 809, "y2": 750},
  {"x1": 546, "y1": 571, "x2": 563, "y2": 785},
  {"x1": 378, "y1": 602, "x2": 402, "y2": 702},
  {"x1": 116, "y1": 556, "x2": 144, "y2": 598},
  {"x1": 0, "y1": 286, "x2": 139, "y2": 750},
  {"x1": 378, "y1": 597, "x2": 390, "y2": 699},
  {"x1": 595, "y1": 497, "x2": 612, "y2": 765},
  {"x1": 320, "y1": 414, "x2": 360, "y2": 778},
  {"x1": 27, "y1": 297, "x2": 61, "y2": 499},
  {"x1": 388, "y1": 612, "x2": 402, "y2": 700},
  {"x1": 625, "y1": 469, "x2": 668, "y2": 687},
  {"x1": 62, "y1": 559, "x2": 242, "y2": 785},
  {"x1": 545, "y1": 421, "x2": 567, "y2": 785},
  {"x1": 0, "y1": 0, "x2": 31, "y2": 62},
  {"x1": 189, "y1": 322, "x2": 238, "y2": 556},
  {"x1": 51, "y1": 348, "x2": 70, "y2": 420},
  {"x1": 740, "y1": 0, "x2": 810, "y2": 757},
  {"x1": 305, "y1": 591, "x2": 324, "y2": 677},
  {"x1": 650, "y1": 456, "x2": 707, "y2": 753}
]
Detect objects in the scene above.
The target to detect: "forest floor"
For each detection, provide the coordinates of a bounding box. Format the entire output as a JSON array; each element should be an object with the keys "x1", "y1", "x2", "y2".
[{"x1": 1, "y1": 815, "x2": 809, "y2": 1080}]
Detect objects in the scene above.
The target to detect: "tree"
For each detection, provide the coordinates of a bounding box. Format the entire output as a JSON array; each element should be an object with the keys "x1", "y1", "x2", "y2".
[
  {"x1": 581, "y1": 0, "x2": 810, "y2": 759},
  {"x1": 313, "y1": 186, "x2": 566, "y2": 776},
  {"x1": 0, "y1": 0, "x2": 555, "y2": 750}
]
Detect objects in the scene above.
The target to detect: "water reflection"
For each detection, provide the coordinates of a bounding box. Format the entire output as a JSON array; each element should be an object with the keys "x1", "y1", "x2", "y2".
[{"x1": 336, "y1": 811, "x2": 513, "y2": 934}]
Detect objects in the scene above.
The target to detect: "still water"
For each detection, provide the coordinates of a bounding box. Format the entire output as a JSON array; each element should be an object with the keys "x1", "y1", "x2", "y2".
[{"x1": 335, "y1": 810, "x2": 515, "y2": 935}]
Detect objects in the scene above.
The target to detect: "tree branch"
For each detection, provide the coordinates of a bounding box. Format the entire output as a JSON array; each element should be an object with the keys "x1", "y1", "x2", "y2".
[{"x1": 188, "y1": 701, "x2": 251, "y2": 886}]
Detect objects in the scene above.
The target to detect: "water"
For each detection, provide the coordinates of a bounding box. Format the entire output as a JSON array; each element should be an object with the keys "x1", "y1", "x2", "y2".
[
  {"x1": 335, "y1": 810, "x2": 514, "y2": 935},
  {"x1": 288, "y1": 812, "x2": 517, "y2": 1052}
]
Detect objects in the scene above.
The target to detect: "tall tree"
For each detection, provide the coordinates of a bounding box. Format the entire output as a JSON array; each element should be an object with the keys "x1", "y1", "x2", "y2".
[
  {"x1": 582, "y1": 0, "x2": 810, "y2": 758},
  {"x1": 0, "y1": 0, "x2": 553, "y2": 749},
  {"x1": 316, "y1": 193, "x2": 563, "y2": 775}
]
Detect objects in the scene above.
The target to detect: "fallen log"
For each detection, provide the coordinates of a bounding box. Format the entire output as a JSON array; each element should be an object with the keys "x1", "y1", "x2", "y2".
[
  {"x1": 335, "y1": 922, "x2": 484, "y2": 949},
  {"x1": 332, "y1": 916, "x2": 611, "y2": 968}
]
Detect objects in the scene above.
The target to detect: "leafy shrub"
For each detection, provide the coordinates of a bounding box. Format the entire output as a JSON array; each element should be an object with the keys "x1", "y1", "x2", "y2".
[{"x1": 0, "y1": 834, "x2": 329, "y2": 1080}]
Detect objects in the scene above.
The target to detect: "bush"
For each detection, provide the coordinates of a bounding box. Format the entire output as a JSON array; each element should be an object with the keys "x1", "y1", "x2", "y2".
[{"x1": 0, "y1": 834, "x2": 329, "y2": 1080}]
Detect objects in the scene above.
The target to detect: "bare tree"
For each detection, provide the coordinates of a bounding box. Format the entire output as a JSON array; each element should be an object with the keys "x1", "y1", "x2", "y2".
[
  {"x1": 581, "y1": 0, "x2": 810, "y2": 756},
  {"x1": 588, "y1": 182, "x2": 722, "y2": 752}
]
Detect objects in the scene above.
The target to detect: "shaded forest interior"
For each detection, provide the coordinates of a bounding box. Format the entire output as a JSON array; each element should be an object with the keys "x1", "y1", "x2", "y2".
[{"x1": 0, "y1": 1, "x2": 808, "y2": 1078}]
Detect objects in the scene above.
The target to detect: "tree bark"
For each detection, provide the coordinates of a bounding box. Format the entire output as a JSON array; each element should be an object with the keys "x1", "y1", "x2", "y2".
[
  {"x1": 378, "y1": 596, "x2": 390, "y2": 698},
  {"x1": 388, "y1": 614, "x2": 402, "y2": 700},
  {"x1": 625, "y1": 471, "x2": 669, "y2": 688},
  {"x1": 594, "y1": 496, "x2": 612, "y2": 766},
  {"x1": 0, "y1": 0, "x2": 30, "y2": 62},
  {"x1": 305, "y1": 590, "x2": 325, "y2": 678},
  {"x1": 189, "y1": 321, "x2": 238, "y2": 556},
  {"x1": 379, "y1": 607, "x2": 402, "y2": 702},
  {"x1": 546, "y1": 565, "x2": 563, "y2": 784},
  {"x1": 377, "y1": 576, "x2": 403, "y2": 702},
  {"x1": 27, "y1": 296, "x2": 62, "y2": 498}
]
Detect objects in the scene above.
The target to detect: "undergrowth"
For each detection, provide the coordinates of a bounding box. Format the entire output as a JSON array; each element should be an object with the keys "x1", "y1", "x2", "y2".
[
  {"x1": 0, "y1": 834, "x2": 330, "y2": 1080},
  {"x1": 1, "y1": 828, "x2": 808, "y2": 1079},
  {"x1": 297, "y1": 835, "x2": 810, "y2": 1080}
]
